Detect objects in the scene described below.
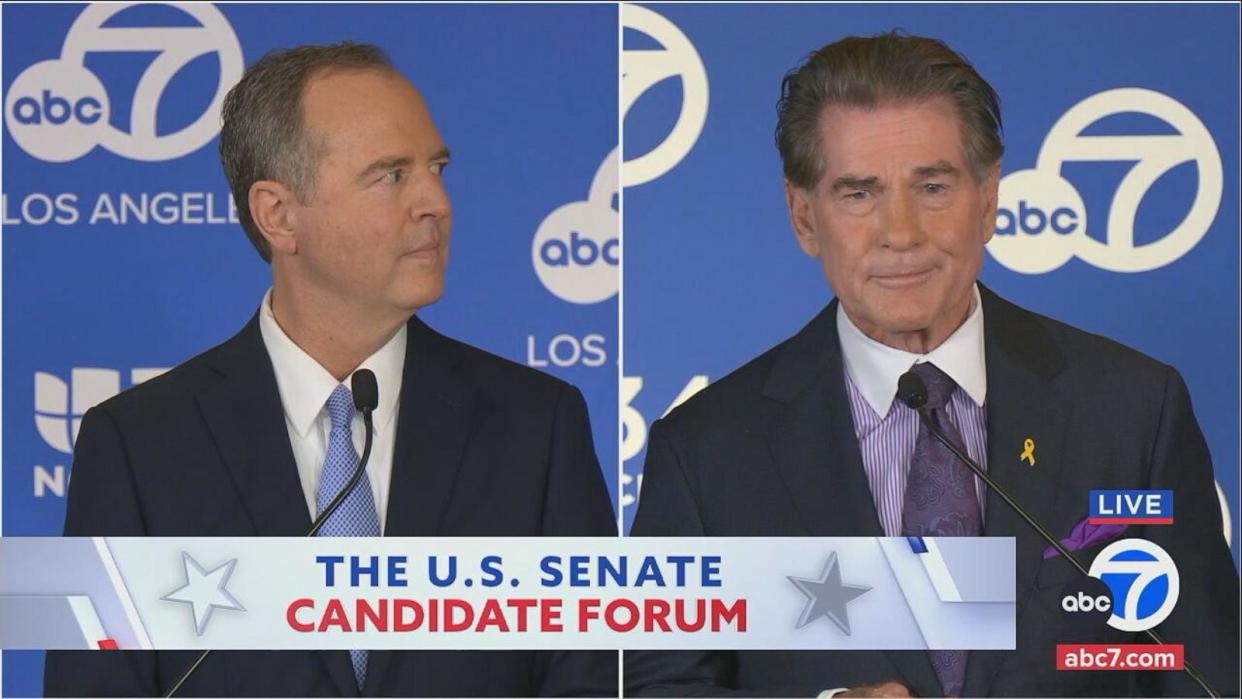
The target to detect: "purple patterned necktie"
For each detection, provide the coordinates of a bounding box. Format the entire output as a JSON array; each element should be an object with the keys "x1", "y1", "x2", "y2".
[{"x1": 901, "y1": 362, "x2": 981, "y2": 698}]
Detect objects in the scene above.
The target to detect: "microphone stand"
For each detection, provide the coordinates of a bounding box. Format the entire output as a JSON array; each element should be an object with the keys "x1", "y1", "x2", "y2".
[
  {"x1": 900, "y1": 370, "x2": 1220, "y2": 698},
  {"x1": 164, "y1": 370, "x2": 378, "y2": 697}
]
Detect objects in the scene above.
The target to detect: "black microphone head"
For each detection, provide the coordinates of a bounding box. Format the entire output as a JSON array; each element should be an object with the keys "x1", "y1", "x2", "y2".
[
  {"x1": 351, "y1": 368, "x2": 379, "y2": 412},
  {"x1": 897, "y1": 370, "x2": 928, "y2": 410}
]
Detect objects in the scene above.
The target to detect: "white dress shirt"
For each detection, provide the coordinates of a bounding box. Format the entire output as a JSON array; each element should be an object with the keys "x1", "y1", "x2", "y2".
[
  {"x1": 257, "y1": 288, "x2": 404, "y2": 533},
  {"x1": 837, "y1": 283, "x2": 987, "y2": 418}
]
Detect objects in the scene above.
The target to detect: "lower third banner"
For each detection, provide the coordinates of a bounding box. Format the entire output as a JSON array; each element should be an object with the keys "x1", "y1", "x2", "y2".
[{"x1": 0, "y1": 537, "x2": 1014, "y2": 651}]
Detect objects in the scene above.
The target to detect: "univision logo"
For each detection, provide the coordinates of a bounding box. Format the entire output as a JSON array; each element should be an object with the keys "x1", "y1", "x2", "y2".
[{"x1": 35, "y1": 368, "x2": 167, "y2": 454}]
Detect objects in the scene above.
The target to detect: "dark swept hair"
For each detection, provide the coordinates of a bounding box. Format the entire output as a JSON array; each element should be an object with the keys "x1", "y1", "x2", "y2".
[{"x1": 776, "y1": 31, "x2": 1003, "y2": 189}]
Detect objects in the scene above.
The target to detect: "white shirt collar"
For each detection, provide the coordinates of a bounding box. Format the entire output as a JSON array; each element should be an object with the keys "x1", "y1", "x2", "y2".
[
  {"x1": 837, "y1": 283, "x2": 987, "y2": 417},
  {"x1": 258, "y1": 288, "x2": 405, "y2": 438}
]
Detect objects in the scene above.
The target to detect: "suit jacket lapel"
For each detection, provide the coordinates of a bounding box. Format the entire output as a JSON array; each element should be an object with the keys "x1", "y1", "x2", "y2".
[
  {"x1": 194, "y1": 313, "x2": 360, "y2": 697},
  {"x1": 364, "y1": 315, "x2": 476, "y2": 696},
  {"x1": 194, "y1": 313, "x2": 311, "y2": 536},
  {"x1": 762, "y1": 302, "x2": 885, "y2": 538},
  {"x1": 762, "y1": 303, "x2": 944, "y2": 699},
  {"x1": 381, "y1": 314, "x2": 476, "y2": 537},
  {"x1": 964, "y1": 286, "x2": 1070, "y2": 697}
]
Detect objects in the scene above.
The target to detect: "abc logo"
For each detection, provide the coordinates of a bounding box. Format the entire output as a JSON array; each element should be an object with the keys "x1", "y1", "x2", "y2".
[
  {"x1": 996, "y1": 200, "x2": 1080, "y2": 237},
  {"x1": 10, "y1": 87, "x2": 104, "y2": 126},
  {"x1": 987, "y1": 88, "x2": 1221, "y2": 274},
  {"x1": 5, "y1": 61, "x2": 112, "y2": 163},
  {"x1": 1059, "y1": 575, "x2": 1115, "y2": 630},
  {"x1": 1061, "y1": 591, "x2": 1110, "y2": 612},
  {"x1": 1088, "y1": 538, "x2": 1180, "y2": 633},
  {"x1": 532, "y1": 149, "x2": 619, "y2": 304},
  {"x1": 4, "y1": 3, "x2": 243, "y2": 163},
  {"x1": 539, "y1": 232, "x2": 619, "y2": 269}
]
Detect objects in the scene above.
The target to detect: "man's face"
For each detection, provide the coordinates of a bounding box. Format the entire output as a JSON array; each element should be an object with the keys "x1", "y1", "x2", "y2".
[
  {"x1": 786, "y1": 97, "x2": 999, "y2": 349},
  {"x1": 288, "y1": 68, "x2": 451, "y2": 320}
]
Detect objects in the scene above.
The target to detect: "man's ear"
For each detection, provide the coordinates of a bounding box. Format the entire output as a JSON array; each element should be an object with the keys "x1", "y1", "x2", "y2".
[
  {"x1": 786, "y1": 180, "x2": 821, "y2": 257},
  {"x1": 249, "y1": 180, "x2": 300, "y2": 256},
  {"x1": 979, "y1": 162, "x2": 1001, "y2": 244}
]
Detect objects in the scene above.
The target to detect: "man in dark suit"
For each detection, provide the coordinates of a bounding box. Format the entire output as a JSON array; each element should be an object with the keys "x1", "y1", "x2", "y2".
[
  {"x1": 625, "y1": 33, "x2": 1238, "y2": 698},
  {"x1": 46, "y1": 43, "x2": 617, "y2": 697}
]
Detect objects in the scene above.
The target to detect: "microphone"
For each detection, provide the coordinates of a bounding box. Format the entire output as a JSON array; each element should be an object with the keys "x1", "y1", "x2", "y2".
[
  {"x1": 305, "y1": 368, "x2": 379, "y2": 537},
  {"x1": 164, "y1": 369, "x2": 380, "y2": 697},
  {"x1": 897, "y1": 369, "x2": 1220, "y2": 698}
]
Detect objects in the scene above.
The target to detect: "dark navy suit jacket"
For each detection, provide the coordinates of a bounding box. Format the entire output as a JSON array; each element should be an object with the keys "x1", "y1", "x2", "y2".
[
  {"x1": 45, "y1": 313, "x2": 619, "y2": 697},
  {"x1": 626, "y1": 287, "x2": 1239, "y2": 697}
]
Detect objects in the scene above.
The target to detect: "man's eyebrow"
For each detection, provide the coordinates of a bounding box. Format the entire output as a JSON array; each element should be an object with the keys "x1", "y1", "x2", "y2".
[
  {"x1": 830, "y1": 175, "x2": 880, "y2": 192},
  {"x1": 913, "y1": 160, "x2": 961, "y2": 178},
  {"x1": 430, "y1": 147, "x2": 451, "y2": 162}
]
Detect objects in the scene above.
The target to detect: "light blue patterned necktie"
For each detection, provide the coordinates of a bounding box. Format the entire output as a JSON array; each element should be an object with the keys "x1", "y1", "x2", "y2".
[{"x1": 315, "y1": 384, "x2": 380, "y2": 690}]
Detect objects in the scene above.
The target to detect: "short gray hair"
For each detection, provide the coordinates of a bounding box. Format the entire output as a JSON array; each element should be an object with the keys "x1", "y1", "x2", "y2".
[
  {"x1": 776, "y1": 31, "x2": 1003, "y2": 190},
  {"x1": 219, "y1": 42, "x2": 394, "y2": 262}
]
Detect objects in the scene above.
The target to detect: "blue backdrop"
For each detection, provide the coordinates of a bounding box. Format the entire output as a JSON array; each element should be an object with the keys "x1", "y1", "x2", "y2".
[
  {"x1": 1, "y1": 3, "x2": 618, "y2": 695},
  {"x1": 621, "y1": 2, "x2": 1240, "y2": 573}
]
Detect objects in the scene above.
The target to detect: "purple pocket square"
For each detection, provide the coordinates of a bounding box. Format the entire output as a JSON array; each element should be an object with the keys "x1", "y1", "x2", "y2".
[{"x1": 1043, "y1": 518, "x2": 1128, "y2": 559}]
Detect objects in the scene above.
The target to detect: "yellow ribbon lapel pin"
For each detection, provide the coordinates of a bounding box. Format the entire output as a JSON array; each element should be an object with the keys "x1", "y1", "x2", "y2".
[{"x1": 1020, "y1": 438, "x2": 1036, "y2": 466}]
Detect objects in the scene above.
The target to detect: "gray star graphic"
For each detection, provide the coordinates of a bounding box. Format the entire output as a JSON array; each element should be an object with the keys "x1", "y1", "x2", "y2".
[
  {"x1": 787, "y1": 551, "x2": 872, "y2": 634},
  {"x1": 161, "y1": 552, "x2": 245, "y2": 635}
]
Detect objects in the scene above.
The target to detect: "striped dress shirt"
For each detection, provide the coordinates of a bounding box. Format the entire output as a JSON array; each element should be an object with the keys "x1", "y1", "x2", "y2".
[
  {"x1": 836, "y1": 285, "x2": 990, "y2": 536},
  {"x1": 844, "y1": 372, "x2": 988, "y2": 536}
]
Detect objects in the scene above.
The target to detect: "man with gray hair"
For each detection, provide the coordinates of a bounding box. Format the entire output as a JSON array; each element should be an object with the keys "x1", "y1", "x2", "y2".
[
  {"x1": 626, "y1": 31, "x2": 1237, "y2": 698},
  {"x1": 46, "y1": 42, "x2": 617, "y2": 697}
]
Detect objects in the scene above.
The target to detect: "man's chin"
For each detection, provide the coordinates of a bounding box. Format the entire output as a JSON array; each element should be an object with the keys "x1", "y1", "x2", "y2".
[
  {"x1": 859, "y1": 303, "x2": 936, "y2": 333},
  {"x1": 849, "y1": 307, "x2": 942, "y2": 346},
  {"x1": 395, "y1": 282, "x2": 445, "y2": 313}
]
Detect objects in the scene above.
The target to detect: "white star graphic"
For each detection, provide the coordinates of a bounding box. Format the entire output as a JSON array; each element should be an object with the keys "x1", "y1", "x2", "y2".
[{"x1": 161, "y1": 552, "x2": 245, "y2": 635}]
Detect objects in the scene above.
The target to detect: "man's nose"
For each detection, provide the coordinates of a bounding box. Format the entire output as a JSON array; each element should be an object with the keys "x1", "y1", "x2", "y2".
[
  {"x1": 878, "y1": 190, "x2": 924, "y2": 250},
  {"x1": 410, "y1": 170, "x2": 452, "y2": 221}
]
